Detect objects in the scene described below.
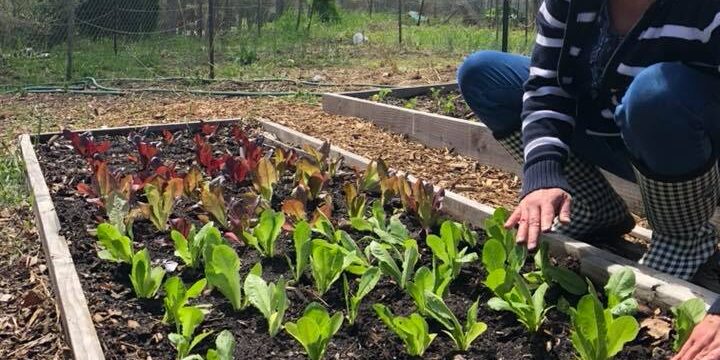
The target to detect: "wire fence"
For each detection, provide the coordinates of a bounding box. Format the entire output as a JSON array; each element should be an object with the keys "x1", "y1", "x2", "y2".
[{"x1": 0, "y1": 0, "x2": 538, "y2": 90}]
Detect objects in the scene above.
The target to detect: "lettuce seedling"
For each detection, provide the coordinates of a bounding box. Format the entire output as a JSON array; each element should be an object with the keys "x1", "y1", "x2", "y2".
[
  {"x1": 671, "y1": 298, "x2": 707, "y2": 352},
  {"x1": 529, "y1": 242, "x2": 586, "y2": 296},
  {"x1": 144, "y1": 177, "x2": 184, "y2": 231},
  {"x1": 172, "y1": 222, "x2": 223, "y2": 269},
  {"x1": 130, "y1": 249, "x2": 166, "y2": 298},
  {"x1": 310, "y1": 239, "x2": 359, "y2": 295},
  {"x1": 253, "y1": 157, "x2": 278, "y2": 203},
  {"x1": 162, "y1": 129, "x2": 175, "y2": 145},
  {"x1": 205, "y1": 330, "x2": 236, "y2": 360},
  {"x1": 226, "y1": 193, "x2": 260, "y2": 242},
  {"x1": 379, "y1": 175, "x2": 399, "y2": 205},
  {"x1": 169, "y1": 306, "x2": 213, "y2": 360},
  {"x1": 357, "y1": 159, "x2": 390, "y2": 193},
  {"x1": 568, "y1": 285, "x2": 639, "y2": 360},
  {"x1": 604, "y1": 267, "x2": 639, "y2": 316},
  {"x1": 367, "y1": 239, "x2": 418, "y2": 290},
  {"x1": 343, "y1": 267, "x2": 381, "y2": 325},
  {"x1": 204, "y1": 244, "x2": 243, "y2": 310},
  {"x1": 224, "y1": 156, "x2": 252, "y2": 184},
  {"x1": 63, "y1": 130, "x2": 111, "y2": 161},
  {"x1": 302, "y1": 142, "x2": 343, "y2": 178},
  {"x1": 487, "y1": 274, "x2": 551, "y2": 332},
  {"x1": 200, "y1": 182, "x2": 228, "y2": 228},
  {"x1": 396, "y1": 176, "x2": 445, "y2": 232},
  {"x1": 163, "y1": 277, "x2": 207, "y2": 325},
  {"x1": 351, "y1": 201, "x2": 409, "y2": 247},
  {"x1": 291, "y1": 221, "x2": 312, "y2": 282},
  {"x1": 427, "y1": 221, "x2": 478, "y2": 279},
  {"x1": 193, "y1": 134, "x2": 227, "y2": 177},
  {"x1": 373, "y1": 304, "x2": 436, "y2": 356},
  {"x1": 406, "y1": 266, "x2": 451, "y2": 314},
  {"x1": 183, "y1": 166, "x2": 204, "y2": 198},
  {"x1": 271, "y1": 147, "x2": 298, "y2": 175},
  {"x1": 96, "y1": 223, "x2": 134, "y2": 264},
  {"x1": 243, "y1": 209, "x2": 285, "y2": 258},
  {"x1": 285, "y1": 302, "x2": 344, "y2": 360},
  {"x1": 424, "y1": 292, "x2": 487, "y2": 351},
  {"x1": 244, "y1": 265, "x2": 288, "y2": 337},
  {"x1": 343, "y1": 183, "x2": 367, "y2": 220}
]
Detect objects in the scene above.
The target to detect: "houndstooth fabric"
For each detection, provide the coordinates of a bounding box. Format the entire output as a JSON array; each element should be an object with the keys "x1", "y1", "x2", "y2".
[
  {"x1": 636, "y1": 165, "x2": 720, "y2": 280},
  {"x1": 497, "y1": 131, "x2": 633, "y2": 239}
]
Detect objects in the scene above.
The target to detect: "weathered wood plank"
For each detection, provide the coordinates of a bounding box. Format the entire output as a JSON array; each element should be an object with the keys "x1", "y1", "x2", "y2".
[
  {"x1": 19, "y1": 135, "x2": 105, "y2": 360},
  {"x1": 258, "y1": 118, "x2": 719, "y2": 309}
]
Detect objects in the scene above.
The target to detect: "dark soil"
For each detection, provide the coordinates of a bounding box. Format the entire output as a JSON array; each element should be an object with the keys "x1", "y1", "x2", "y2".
[
  {"x1": 35, "y1": 122, "x2": 672, "y2": 359},
  {"x1": 380, "y1": 89, "x2": 474, "y2": 120}
]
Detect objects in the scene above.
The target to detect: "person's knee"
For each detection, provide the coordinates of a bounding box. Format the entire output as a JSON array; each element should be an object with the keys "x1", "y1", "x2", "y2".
[
  {"x1": 617, "y1": 63, "x2": 714, "y2": 176},
  {"x1": 457, "y1": 50, "x2": 509, "y2": 95}
]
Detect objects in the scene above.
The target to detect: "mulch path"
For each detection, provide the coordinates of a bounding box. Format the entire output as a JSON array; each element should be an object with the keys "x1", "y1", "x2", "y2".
[{"x1": 0, "y1": 206, "x2": 69, "y2": 359}]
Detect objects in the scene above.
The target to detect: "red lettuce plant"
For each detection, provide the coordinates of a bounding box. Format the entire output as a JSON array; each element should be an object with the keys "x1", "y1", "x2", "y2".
[
  {"x1": 63, "y1": 130, "x2": 110, "y2": 162},
  {"x1": 194, "y1": 134, "x2": 228, "y2": 177}
]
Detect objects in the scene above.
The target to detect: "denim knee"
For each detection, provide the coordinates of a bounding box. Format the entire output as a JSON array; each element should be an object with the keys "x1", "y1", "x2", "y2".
[
  {"x1": 457, "y1": 50, "x2": 528, "y2": 138},
  {"x1": 616, "y1": 62, "x2": 716, "y2": 178}
]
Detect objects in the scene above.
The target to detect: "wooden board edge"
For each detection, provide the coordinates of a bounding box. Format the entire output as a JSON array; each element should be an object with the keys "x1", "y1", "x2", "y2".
[
  {"x1": 31, "y1": 118, "x2": 245, "y2": 142},
  {"x1": 18, "y1": 135, "x2": 105, "y2": 360},
  {"x1": 258, "y1": 118, "x2": 720, "y2": 309},
  {"x1": 336, "y1": 82, "x2": 458, "y2": 99}
]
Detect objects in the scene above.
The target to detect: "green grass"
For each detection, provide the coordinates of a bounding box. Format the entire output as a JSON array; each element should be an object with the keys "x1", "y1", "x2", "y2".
[
  {"x1": 1, "y1": 10, "x2": 534, "y2": 88},
  {"x1": 0, "y1": 149, "x2": 26, "y2": 207}
]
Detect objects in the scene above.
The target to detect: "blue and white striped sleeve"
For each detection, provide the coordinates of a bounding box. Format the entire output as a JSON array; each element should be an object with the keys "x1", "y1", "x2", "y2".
[{"x1": 520, "y1": 0, "x2": 576, "y2": 198}]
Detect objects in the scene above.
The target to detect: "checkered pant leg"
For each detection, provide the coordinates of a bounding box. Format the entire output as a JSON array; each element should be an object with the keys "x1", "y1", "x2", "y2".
[
  {"x1": 497, "y1": 131, "x2": 633, "y2": 239},
  {"x1": 637, "y1": 165, "x2": 720, "y2": 280}
]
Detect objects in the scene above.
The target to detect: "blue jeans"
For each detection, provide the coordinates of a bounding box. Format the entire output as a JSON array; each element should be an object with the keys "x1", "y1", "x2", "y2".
[{"x1": 457, "y1": 50, "x2": 720, "y2": 182}]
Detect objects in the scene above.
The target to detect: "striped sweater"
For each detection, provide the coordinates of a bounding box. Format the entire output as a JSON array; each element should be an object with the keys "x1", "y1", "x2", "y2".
[{"x1": 521, "y1": 0, "x2": 720, "y2": 197}]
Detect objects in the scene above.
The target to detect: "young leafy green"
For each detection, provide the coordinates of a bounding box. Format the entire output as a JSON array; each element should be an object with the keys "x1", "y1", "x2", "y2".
[
  {"x1": 406, "y1": 266, "x2": 451, "y2": 314},
  {"x1": 243, "y1": 209, "x2": 285, "y2": 258},
  {"x1": 482, "y1": 208, "x2": 527, "y2": 275},
  {"x1": 671, "y1": 298, "x2": 707, "y2": 351},
  {"x1": 351, "y1": 201, "x2": 410, "y2": 247},
  {"x1": 285, "y1": 302, "x2": 344, "y2": 360},
  {"x1": 253, "y1": 157, "x2": 278, "y2": 203},
  {"x1": 168, "y1": 306, "x2": 213, "y2": 360},
  {"x1": 204, "y1": 244, "x2": 243, "y2": 310},
  {"x1": 163, "y1": 277, "x2": 207, "y2": 325},
  {"x1": 343, "y1": 182, "x2": 367, "y2": 220},
  {"x1": 487, "y1": 274, "x2": 551, "y2": 332},
  {"x1": 291, "y1": 220, "x2": 312, "y2": 282},
  {"x1": 144, "y1": 177, "x2": 184, "y2": 231},
  {"x1": 568, "y1": 285, "x2": 640, "y2": 360},
  {"x1": 200, "y1": 182, "x2": 228, "y2": 228},
  {"x1": 529, "y1": 242, "x2": 586, "y2": 296},
  {"x1": 427, "y1": 220, "x2": 478, "y2": 279},
  {"x1": 343, "y1": 267, "x2": 382, "y2": 325},
  {"x1": 310, "y1": 239, "x2": 359, "y2": 295},
  {"x1": 96, "y1": 223, "x2": 134, "y2": 264},
  {"x1": 243, "y1": 264, "x2": 288, "y2": 337},
  {"x1": 357, "y1": 159, "x2": 389, "y2": 193},
  {"x1": 424, "y1": 292, "x2": 487, "y2": 351},
  {"x1": 130, "y1": 249, "x2": 166, "y2": 299},
  {"x1": 604, "y1": 267, "x2": 639, "y2": 316},
  {"x1": 396, "y1": 176, "x2": 445, "y2": 232},
  {"x1": 367, "y1": 239, "x2": 418, "y2": 290},
  {"x1": 171, "y1": 222, "x2": 219, "y2": 269},
  {"x1": 373, "y1": 304, "x2": 436, "y2": 356},
  {"x1": 205, "y1": 330, "x2": 236, "y2": 360}
]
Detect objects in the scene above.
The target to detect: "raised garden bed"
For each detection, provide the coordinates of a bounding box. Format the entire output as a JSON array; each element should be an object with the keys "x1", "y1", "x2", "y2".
[
  {"x1": 322, "y1": 83, "x2": 720, "y2": 230},
  {"x1": 20, "y1": 119, "x2": 719, "y2": 360}
]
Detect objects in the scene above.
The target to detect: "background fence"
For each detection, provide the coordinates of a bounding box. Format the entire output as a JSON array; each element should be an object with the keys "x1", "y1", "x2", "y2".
[{"x1": 0, "y1": 0, "x2": 539, "y2": 89}]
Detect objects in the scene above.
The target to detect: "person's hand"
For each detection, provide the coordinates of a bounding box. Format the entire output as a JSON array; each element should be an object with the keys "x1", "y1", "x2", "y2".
[
  {"x1": 674, "y1": 314, "x2": 720, "y2": 360},
  {"x1": 504, "y1": 188, "x2": 572, "y2": 250}
]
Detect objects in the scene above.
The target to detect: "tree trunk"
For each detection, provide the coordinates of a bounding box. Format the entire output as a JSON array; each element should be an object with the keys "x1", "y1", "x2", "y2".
[
  {"x1": 417, "y1": 0, "x2": 424, "y2": 25},
  {"x1": 397, "y1": 0, "x2": 402, "y2": 43}
]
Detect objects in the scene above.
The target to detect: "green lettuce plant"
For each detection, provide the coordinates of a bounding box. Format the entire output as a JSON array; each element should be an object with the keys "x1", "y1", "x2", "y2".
[
  {"x1": 427, "y1": 220, "x2": 478, "y2": 279},
  {"x1": 366, "y1": 239, "x2": 418, "y2": 290},
  {"x1": 243, "y1": 209, "x2": 285, "y2": 258},
  {"x1": 163, "y1": 277, "x2": 207, "y2": 325},
  {"x1": 244, "y1": 264, "x2": 288, "y2": 337},
  {"x1": 172, "y1": 222, "x2": 222, "y2": 269},
  {"x1": 130, "y1": 249, "x2": 166, "y2": 299},
  {"x1": 351, "y1": 201, "x2": 410, "y2": 246},
  {"x1": 291, "y1": 220, "x2": 312, "y2": 282},
  {"x1": 373, "y1": 304, "x2": 436, "y2": 356},
  {"x1": 285, "y1": 302, "x2": 344, "y2": 360},
  {"x1": 204, "y1": 244, "x2": 243, "y2": 310},
  {"x1": 96, "y1": 223, "x2": 134, "y2": 264},
  {"x1": 424, "y1": 292, "x2": 487, "y2": 351},
  {"x1": 168, "y1": 306, "x2": 213, "y2": 360},
  {"x1": 343, "y1": 267, "x2": 382, "y2": 325},
  {"x1": 671, "y1": 298, "x2": 707, "y2": 351},
  {"x1": 487, "y1": 274, "x2": 551, "y2": 333},
  {"x1": 406, "y1": 266, "x2": 452, "y2": 315},
  {"x1": 310, "y1": 239, "x2": 360, "y2": 295}
]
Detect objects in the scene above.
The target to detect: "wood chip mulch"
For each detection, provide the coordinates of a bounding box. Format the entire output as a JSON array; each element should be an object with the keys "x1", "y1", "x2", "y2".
[{"x1": 0, "y1": 206, "x2": 69, "y2": 359}]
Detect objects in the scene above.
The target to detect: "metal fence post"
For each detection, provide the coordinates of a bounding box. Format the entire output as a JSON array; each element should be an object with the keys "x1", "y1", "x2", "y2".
[
  {"x1": 66, "y1": 0, "x2": 75, "y2": 81},
  {"x1": 208, "y1": 0, "x2": 216, "y2": 79},
  {"x1": 501, "y1": 0, "x2": 510, "y2": 52}
]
